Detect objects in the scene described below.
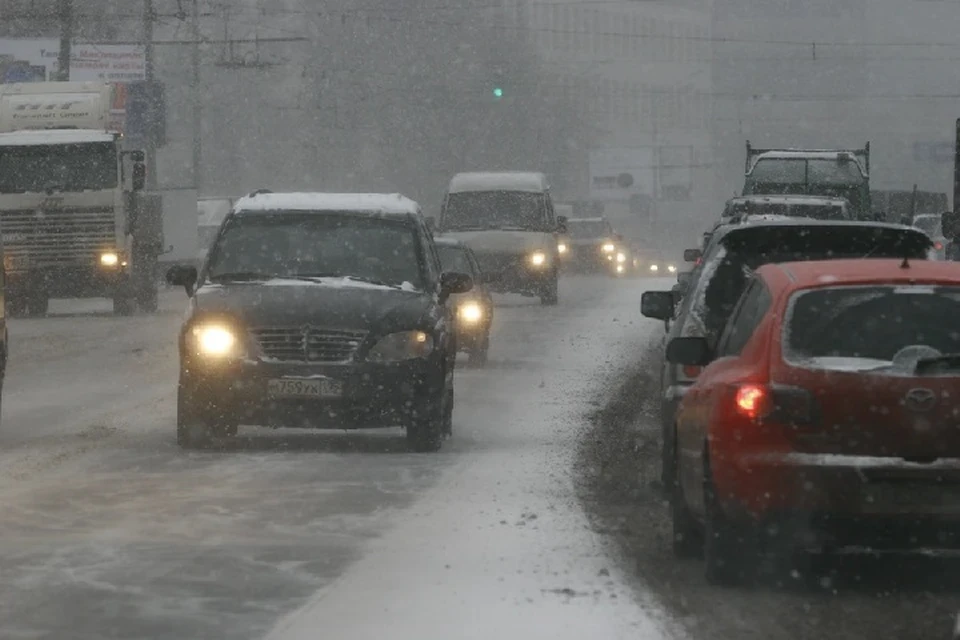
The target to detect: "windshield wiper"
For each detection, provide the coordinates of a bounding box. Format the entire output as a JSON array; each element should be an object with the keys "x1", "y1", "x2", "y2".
[
  {"x1": 207, "y1": 271, "x2": 272, "y2": 282},
  {"x1": 293, "y1": 273, "x2": 407, "y2": 289}
]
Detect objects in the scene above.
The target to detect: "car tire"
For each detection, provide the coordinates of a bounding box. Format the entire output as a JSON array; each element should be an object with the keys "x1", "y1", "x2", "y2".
[
  {"x1": 540, "y1": 274, "x2": 559, "y2": 306},
  {"x1": 113, "y1": 295, "x2": 136, "y2": 317},
  {"x1": 703, "y1": 462, "x2": 755, "y2": 585},
  {"x1": 407, "y1": 389, "x2": 445, "y2": 452},
  {"x1": 671, "y1": 443, "x2": 702, "y2": 558},
  {"x1": 467, "y1": 336, "x2": 489, "y2": 367},
  {"x1": 27, "y1": 292, "x2": 48, "y2": 317},
  {"x1": 176, "y1": 385, "x2": 236, "y2": 449}
]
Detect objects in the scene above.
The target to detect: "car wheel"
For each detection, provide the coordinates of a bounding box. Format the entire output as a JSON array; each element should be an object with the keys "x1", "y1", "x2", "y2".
[
  {"x1": 467, "y1": 336, "x2": 489, "y2": 367},
  {"x1": 540, "y1": 274, "x2": 559, "y2": 306},
  {"x1": 407, "y1": 389, "x2": 444, "y2": 452},
  {"x1": 672, "y1": 441, "x2": 702, "y2": 558},
  {"x1": 703, "y1": 461, "x2": 755, "y2": 585},
  {"x1": 176, "y1": 385, "x2": 236, "y2": 449}
]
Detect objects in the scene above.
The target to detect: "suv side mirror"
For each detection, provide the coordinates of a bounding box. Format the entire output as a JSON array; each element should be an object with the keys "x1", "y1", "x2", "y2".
[
  {"x1": 640, "y1": 290, "x2": 675, "y2": 320},
  {"x1": 166, "y1": 264, "x2": 198, "y2": 295},
  {"x1": 665, "y1": 337, "x2": 713, "y2": 366},
  {"x1": 683, "y1": 248, "x2": 702, "y2": 263},
  {"x1": 132, "y1": 162, "x2": 146, "y2": 191},
  {"x1": 440, "y1": 271, "x2": 473, "y2": 302}
]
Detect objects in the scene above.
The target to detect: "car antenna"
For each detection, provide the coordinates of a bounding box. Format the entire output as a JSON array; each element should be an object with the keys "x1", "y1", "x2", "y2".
[{"x1": 901, "y1": 256, "x2": 910, "y2": 269}]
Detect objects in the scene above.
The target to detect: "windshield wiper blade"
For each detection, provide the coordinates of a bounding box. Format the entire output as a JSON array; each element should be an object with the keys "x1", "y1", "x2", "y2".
[
  {"x1": 293, "y1": 273, "x2": 405, "y2": 289},
  {"x1": 208, "y1": 271, "x2": 272, "y2": 282}
]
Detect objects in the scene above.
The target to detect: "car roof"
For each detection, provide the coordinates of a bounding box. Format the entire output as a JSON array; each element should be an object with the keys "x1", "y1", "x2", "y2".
[
  {"x1": 232, "y1": 192, "x2": 421, "y2": 217},
  {"x1": 713, "y1": 218, "x2": 916, "y2": 240},
  {"x1": 727, "y1": 195, "x2": 848, "y2": 207},
  {"x1": 759, "y1": 259, "x2": 960, "y2": 292},
  {"x1": 447, "y1": 171, "x2": 548, "y2": 194}
]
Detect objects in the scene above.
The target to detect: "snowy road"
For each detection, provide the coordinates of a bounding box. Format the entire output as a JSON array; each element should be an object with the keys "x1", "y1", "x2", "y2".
[{"x1": 0, "y1": 276, "x2": 679, "y2": 640}]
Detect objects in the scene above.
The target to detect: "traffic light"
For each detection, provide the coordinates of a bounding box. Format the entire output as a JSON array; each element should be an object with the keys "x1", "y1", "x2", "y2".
[{"x1": 493, "y1": 86, "x2": 503, "y2": 99}]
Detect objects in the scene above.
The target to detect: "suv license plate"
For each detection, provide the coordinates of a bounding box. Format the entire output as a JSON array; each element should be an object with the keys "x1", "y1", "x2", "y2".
[{"x1": 267, "y1": 378, "x2": 342, "y2": 399}]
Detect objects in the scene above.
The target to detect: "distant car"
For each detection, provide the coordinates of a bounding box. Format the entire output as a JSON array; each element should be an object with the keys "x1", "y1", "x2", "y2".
[
  {"x1": 439, "y1": 172, "x2": 562, "y2": 305},
  {"x1": 564, "y1": 217, "x2": 618, "y2": 273},
  {"x1": 665, "y1": 259, "x2": 960, "y2": 584},
  {"x1": 165, "y1": 191, "x2": 473, "y2": 452},
  {"x1": 434, "y1": 237, "x2": 495, "y2": 366},
  {"x1": 640, "y1": 219, "x2": 934, "y2": 493},
  {"x1": 912, "y1": 213, "x2": 947, "y2": 259},
  {"x1": 630, "y1": 246, "x2": 677, "y2": 277}
]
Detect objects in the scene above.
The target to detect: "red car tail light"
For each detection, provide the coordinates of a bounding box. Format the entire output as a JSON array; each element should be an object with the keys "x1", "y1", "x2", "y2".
[
  {"x1": 683, "y1": 365, "x2": 703, "y2": 379},
  {"x1": 935, "y1": 241, "x2": 944, "y2": 251},
  {"x1": 732, "y1": 384, "x2": 818, "y2": 425}
]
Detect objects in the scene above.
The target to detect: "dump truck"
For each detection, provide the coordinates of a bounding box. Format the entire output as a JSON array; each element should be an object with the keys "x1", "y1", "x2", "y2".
[
  {"x1": 0, "y1": 81, "x2": 158, "y2": 316},
  {"x1": 743, "y1": 141, "x2": 871, "y2": 219}
]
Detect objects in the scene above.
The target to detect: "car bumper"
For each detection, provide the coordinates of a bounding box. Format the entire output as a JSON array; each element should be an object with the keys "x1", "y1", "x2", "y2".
[
  {"x1": 180, "y1": 356, "x2": 443, "y2": 429},
  {"x1": 715, "y1": 452, "x2": 960, "y2": 547}
]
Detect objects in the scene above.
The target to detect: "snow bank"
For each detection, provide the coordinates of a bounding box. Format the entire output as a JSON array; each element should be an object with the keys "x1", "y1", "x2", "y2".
[{"x1": 265, "y1": 281, "x2": 680, "y2": 640}]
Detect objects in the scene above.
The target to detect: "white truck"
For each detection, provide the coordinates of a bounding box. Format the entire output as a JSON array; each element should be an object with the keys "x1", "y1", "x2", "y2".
[{"x1": 0, "y1": 81, "x2": 158, "y2": 316}]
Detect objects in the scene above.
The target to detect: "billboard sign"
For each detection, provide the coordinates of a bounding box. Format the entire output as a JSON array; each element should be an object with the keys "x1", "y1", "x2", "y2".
[
  {"x1": 0, "y1": 38, "x2": 60, "y2": 83},
  {"x1": 588, "y1": 148, "x2": 655, "y2": 201}
]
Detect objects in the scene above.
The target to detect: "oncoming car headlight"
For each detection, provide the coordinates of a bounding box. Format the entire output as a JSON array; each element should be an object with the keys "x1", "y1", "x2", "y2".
[
  {"x1": 667, "y1": 264, "x2": 677, "y2": 273},
  {"x1": 557, "y1": 242, "x2": 568, "y2": 254},
  {"x1": 602, "y1": 243, "x2": 616, "y2": 253},
  {"x1": 458, "y1": 301, "x2": 484, "y2": 324},
  {"x1": 649, "y1": 264, "x2": 659, "y2": 272},
  {"x1": 616, "y1": 252, "x2": 626, "y2": 263},
  {"x1": 188, "y1": 323, "x2": 241, "y2": 359},
  {"x1": 529, "y1": 251, "x2": 548, "y2": 267},
  {"x1": 367, "y1": 330, "x2": 434, "y2": 362}
]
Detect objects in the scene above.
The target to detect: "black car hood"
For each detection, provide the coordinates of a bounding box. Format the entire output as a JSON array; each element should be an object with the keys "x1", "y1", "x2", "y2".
[{"x1": 190, "y1": 280, "x2": 434, "y2": 332}]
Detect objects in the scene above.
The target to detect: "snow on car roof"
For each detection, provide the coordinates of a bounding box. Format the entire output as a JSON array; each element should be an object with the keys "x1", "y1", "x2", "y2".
[
  {"x1": 763, "y1": 259, "x2": 960, "y2": 289},
  {"x1": 727, "y1": 195, "x2": 849, "y2": 206},
  {"x1": 447, "y1": 172, "x2": 547, "y2": 194},
  {"x1": 0, "y1": 129, "x2": 116, "y2": 146},
  {"x1": 233, "y1": 192, "x2": 421, "y2": 216}
]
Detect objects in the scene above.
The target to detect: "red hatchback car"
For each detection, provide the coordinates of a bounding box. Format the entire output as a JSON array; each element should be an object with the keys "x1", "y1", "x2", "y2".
[{"x1": 666, "y1": 258, "x2": 960, "y2": 584}]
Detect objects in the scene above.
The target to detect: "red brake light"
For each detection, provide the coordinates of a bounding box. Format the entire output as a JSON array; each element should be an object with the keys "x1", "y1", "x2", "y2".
[
  {"x1": 682, "y1": 365, "x2": 702, "y2": 379},
  {"x1": 935, "y1": 241, "x2": 944, "y2": 251},
  {"x1": 734, "y1": 384, "x2": 772, "y2": 420},
  {"x1": 695, "y1": 257, "x2": 703, "y2": 266}
]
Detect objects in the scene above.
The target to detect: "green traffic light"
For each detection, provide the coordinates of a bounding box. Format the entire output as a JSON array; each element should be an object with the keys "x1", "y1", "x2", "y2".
[{"x1": 493, "y1": 87, "x2": 503, "y2": 98}]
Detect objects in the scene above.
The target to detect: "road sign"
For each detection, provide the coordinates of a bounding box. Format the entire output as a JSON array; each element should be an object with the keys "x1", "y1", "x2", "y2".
[{"x1": 588, "y1": 148, "x2": 654, "y2": 201}]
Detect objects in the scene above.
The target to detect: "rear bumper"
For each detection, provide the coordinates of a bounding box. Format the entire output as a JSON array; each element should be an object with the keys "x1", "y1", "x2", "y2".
[
  {"x1": 485, "y1": 265, "x2": 555, "y2": 295},
  {"x1": 180, "y1": 356, "x2": 443, "y2": 429},
  {"x1": 715, "y1": 452, "x2": 960, "y2": 544}
]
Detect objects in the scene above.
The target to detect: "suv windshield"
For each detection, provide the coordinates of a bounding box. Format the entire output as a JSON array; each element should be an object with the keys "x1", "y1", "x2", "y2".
[
  {"x1": 786, "y1": 285, "x2": 960, "y2": 365},
  {"x1": 568, "y1": 220, "x2": 612, "y2": 239},
  {"x1": 206, "y1": 212, "x2": 424, "y2": 289},
  {"x1": 443, "y1": 191, "x2": 548, "y2": 231},
  {"x1": 0, "y1": 142, "x2": 118, "y2": 193},
  {"x1": 436, "y1": 245, "x2": 476, "y2": 277},
  {"x1": 692, "y1": 225, "x2": 932, "y2": 341}
]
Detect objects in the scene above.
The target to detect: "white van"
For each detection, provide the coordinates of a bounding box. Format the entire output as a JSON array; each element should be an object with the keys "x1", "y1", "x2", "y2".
[{"x1": 438, "y1": 172, "x2": 565, "y2": 305}]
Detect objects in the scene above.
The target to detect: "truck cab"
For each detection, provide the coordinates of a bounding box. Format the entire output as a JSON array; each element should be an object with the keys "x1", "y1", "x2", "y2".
[
  {"x1": 743, "y1": 142, "x2": 871, "y2": 219},
  {"x1": 0, "y1": 81, "x2": 151, "y2": 316}
]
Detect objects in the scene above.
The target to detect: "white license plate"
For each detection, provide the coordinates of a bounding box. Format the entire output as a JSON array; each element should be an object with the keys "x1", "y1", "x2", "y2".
[
  {"x1": 267, "y1": 378, "x2": 342, "y2": 399},
  {"x1": 862, "y1": 483, "x2": 960, "y2": 514}
]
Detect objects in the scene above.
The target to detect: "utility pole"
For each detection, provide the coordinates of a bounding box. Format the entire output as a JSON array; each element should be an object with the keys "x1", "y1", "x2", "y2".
[
  {"x1": 143, "y1": 0, "x2": 158, "y2": 190},
  {"x1": 192, "y1": 0, "x2": 203, "y2": 192},
  {"x1": 57, "y1": 0, "x2": 73, "y2": 80}
]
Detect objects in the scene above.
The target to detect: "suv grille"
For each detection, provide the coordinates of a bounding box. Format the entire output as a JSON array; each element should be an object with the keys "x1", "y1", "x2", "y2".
[
  {"x1": 1, "y1": 207, "x2": 115, "y2": 266},
  {"x1": 251, "y1": 327, "x2": 367, "y2": 363}
]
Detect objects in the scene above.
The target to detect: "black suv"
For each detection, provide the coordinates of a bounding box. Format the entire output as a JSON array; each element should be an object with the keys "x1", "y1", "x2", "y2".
[
  {"x1": 166, "y1": 191, "x2": 473, "y2": 452},
  {"x1": 641, "y1": 219, "x2": 934, "y2": 491}
]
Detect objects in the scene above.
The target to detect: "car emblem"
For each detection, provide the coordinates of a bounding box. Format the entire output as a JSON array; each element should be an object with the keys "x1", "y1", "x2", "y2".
[{"x1": 904, "y1": 388, "x2": 937, "y2": 413}]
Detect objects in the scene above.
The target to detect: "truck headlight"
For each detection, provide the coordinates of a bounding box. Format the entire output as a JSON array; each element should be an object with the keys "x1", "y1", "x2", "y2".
[
  {"x1": 100, "y1": 251, "x2": 120, "y2": 267},
  {"x1": 616, "y1": 252, "x2": 626, "y2": 263},
  {"x1": 529, "y1": 251, "x2": 548, "y2": 267},
  {"x1": 188, "y1": 323, "x2": 241, "y2": 358},
  {"x1": 602, "y1": 243, "x2": 615, "y2": 253},
  {"x1": 458, "y1": 301, "x2": 484, "y2": 324},
  {"x1": 367, "y1": 330, "x2": 434, "y2": 362}
]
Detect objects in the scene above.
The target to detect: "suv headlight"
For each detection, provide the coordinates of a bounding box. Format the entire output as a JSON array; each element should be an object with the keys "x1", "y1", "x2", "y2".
[
  {"x1": 367, "y1": 330, "x2": 434, "y2": 362},
  {"x1": 458, "y1": 301, "x2": 484, "y2": 324},
  {"x1": 186, "y1": 322, "x2": 244, "y2": 359},
  {"x1": 602, "y1": 243, "x2": 615, "y2": 253}
]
